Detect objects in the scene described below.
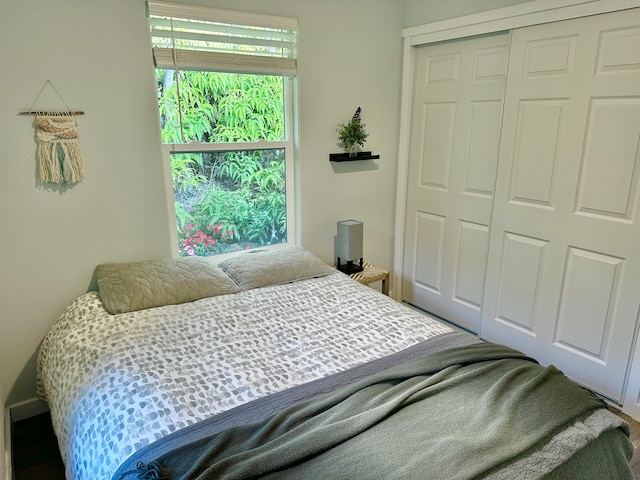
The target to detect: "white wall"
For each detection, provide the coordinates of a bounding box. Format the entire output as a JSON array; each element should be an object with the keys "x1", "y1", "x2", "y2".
[
  {"x1": 402, "y1": 0, "x2": 533, "y2": 27},
  {"x1": 197, "y1": 0, "x2": 407, "y2": 270},
  {"x1": 0, "y1": 0, "x2": 405, "y2": 407},
  {"x1": 0, "y1": 0, "x2": 548, "y2": 413},
  {"x1": 0, "y1": 0, "x2": 173, "y2": 406}
]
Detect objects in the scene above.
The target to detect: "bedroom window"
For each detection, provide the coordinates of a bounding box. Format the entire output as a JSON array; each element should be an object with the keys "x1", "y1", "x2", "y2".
[{"x1": 148, "y1": 2, "x2": 297, "y2": 257}]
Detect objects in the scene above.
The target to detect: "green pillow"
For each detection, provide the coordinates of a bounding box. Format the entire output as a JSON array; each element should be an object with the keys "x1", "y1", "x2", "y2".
[
  {"x1": 218, "y1": 246, "x2": 334, "y2": 291},
  {"x1": 96, "y1": 256, "x2": 241, "y2": 314}
]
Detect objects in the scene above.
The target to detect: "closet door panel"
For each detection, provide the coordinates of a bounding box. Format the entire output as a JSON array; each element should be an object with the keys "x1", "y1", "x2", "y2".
[
  {"x1": 403, "y1": 33, "x2": 509, "y2": 333},
  {"x1": 413, "y1": 212, "x2": 446, "y2": 292},
  {"x1": 555, "y1": 248, "x2": 622, "y2": 360},
  {"x1": 523, "y1": 35, "x2": 578, "y2": 78},
  {"x1": 576, "y1": 99, "x2": 640, "y2": 219},
  {"x1": 594, "y1": 25, "x2": 640, "y2": 74},
  {"x1": 463, "y1": 100, "x2": 502, "y2": 195},
  {"x1": 453, "y1": 221, "x2": 489, "y2": 310},
  {"x1": 419, "y1": 102, "x2": 455, "y2": 188},
  {"x1": 509, "y1": 100, "x2": 566, "y2": 207},
  {"x1": 494, "y1": 232, "x2": 548, "y2": 334},
  {"x1": 481, "y1": 8, "x2": 640, "y2": 402}
]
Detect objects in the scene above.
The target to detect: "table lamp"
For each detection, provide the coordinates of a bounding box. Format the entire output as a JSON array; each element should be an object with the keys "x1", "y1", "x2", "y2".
[{"x1": 336, "y1": 219, "x2": 364, "y2": 274}]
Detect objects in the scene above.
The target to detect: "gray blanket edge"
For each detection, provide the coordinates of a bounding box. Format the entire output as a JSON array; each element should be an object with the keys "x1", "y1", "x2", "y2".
[
  {"x1": 112, "y1": 330, "x2": 630, "y2": 480},
  {"x1": 113, "y1": 331, "x2": 479, "y2": 478}
]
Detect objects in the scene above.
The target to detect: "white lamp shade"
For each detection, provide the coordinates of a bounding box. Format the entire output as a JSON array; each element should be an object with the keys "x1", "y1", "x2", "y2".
[{"x1": 336, "y1": 220, "x2": 363, "y2": 261}]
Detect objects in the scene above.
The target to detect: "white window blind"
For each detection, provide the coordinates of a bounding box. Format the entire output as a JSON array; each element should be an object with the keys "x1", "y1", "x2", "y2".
[{"x1": 147, "y1": 1, "x2": 298, "y2": 76}]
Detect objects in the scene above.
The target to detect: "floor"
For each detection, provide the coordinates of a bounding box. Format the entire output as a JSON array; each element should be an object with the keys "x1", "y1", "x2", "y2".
[
  {"x1": 611, "y1": 407, "x2": 640, "y2": 478},
  {"x1": 10, "y1": 409, "x2": 640, "y2": 479},
  {"x1": 12, "y1": 412, "x2": 65, "y2": 480}
]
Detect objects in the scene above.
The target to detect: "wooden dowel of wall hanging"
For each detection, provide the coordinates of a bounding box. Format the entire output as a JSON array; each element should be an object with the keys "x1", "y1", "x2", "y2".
[{"x1": 18, "y1": 111, "x2": 85, "y2": 116}]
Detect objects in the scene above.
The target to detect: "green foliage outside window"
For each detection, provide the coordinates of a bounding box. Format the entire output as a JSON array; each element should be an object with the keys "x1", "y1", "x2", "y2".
[{"x1": 156, "y1": 70, "x2": 288, "y2": 256}]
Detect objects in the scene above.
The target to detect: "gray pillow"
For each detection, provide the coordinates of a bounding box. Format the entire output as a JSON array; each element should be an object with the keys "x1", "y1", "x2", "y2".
[
  {"x1": 218, "y1": 246, "x2": 334, "y2": 291},
  {"x1": 96, "y1": 256, "x2": 241, "y2": 314}
]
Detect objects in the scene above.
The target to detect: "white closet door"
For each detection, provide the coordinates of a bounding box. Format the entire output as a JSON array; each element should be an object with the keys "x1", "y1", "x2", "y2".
[
  {"x1": 402, "y1": 33, "x2": 509, "y2": 333},
  {"x1": 481, "y1": 8, "x2": 640, "y2": 402}
]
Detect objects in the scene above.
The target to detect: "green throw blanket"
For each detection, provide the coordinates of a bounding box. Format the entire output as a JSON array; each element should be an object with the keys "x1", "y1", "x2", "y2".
[{"x1": 129, "y1": 343, "x2": 608, "y2": 480}]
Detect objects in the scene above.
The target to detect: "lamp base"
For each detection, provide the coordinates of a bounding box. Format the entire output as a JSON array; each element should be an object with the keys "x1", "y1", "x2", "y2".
[{"x1": 337, "y1": 257, "x2": 364, "y2": 274}]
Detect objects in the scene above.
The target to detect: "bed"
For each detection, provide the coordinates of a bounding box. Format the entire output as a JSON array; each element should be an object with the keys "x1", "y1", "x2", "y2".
[{"x1": 36, "y1": 246, "x2": 634, "y2": 480}]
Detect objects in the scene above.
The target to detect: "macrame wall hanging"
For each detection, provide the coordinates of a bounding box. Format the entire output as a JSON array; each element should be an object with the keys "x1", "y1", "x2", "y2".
[{"x1": 19, "y1": 80, "x2": 86, "y2": 185}]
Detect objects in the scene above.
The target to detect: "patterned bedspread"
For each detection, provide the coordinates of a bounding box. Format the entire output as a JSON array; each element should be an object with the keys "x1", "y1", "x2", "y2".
[{"x1": 36, "y1": 272, "x2": 455, "y2": 480}]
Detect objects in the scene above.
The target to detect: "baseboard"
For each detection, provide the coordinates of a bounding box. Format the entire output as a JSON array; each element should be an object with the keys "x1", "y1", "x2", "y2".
[
  {"x1": 4, "y1": 398, "x2": 50, "y2": 480},
  {"x1": 8, "y1": 398, "x2": 49, "y2": 423},
  {"x1": 3, "y1": 405, "x2": 10, "y2": 480}
]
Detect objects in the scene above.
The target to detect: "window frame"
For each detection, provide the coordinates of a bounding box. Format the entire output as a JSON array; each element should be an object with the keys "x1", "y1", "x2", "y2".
[{"x1": 149, "y1": 2, "x2": 299, "y2": 259}]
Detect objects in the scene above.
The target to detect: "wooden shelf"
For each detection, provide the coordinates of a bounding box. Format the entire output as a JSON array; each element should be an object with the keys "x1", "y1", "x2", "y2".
[{"x1": 329, "y1": 151, "x2": 380, "y2": 162}]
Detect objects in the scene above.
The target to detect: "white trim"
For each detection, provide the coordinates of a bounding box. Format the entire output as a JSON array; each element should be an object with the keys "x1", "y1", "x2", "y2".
[
  {"x1": 391, "y1": 37, "x2": 415, "y2": 302},
  {"x1": 283, "y1": 76, "x2": 298, "y2": 249},
  {"x1": 403, "y1": 0, "x2": 640, "y2": 44},
  {"x1": 160, "y1": 144, "x2": 179, "y2": 258},
  {"x1": 290, "y1": 71, "x2": 302, "y2": 247},
  {"x1": 394, "y1": 0, "x2": 640, "y2": 307}
]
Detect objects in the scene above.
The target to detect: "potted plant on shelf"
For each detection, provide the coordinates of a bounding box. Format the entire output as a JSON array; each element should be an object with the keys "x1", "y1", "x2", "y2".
[{"x1": 337, "y1": 107, "x2": 369, "y2": 158}]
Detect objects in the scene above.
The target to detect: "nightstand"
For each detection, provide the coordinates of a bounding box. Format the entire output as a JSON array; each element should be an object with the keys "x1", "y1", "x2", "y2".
[{"x1": 348, "y1": 261, "x2": 389, "y2": 296}]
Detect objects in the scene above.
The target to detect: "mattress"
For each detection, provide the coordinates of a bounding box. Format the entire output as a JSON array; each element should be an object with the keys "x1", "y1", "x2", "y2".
[{"x1": 37, "y1": 270, "x2": 458, "y2": 480}]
